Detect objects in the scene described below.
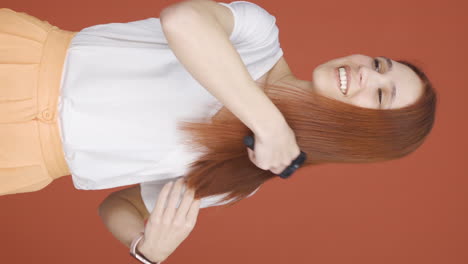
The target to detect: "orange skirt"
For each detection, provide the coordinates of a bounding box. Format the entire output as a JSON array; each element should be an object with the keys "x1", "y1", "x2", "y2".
[{"x1": 0, "y1": 8, "x2": 76, "y2": 195}]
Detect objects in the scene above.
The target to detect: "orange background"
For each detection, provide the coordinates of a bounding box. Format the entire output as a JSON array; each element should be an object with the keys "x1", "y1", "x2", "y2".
[{"x1": 1, "y1": 0, "x2": 467, "y2": 263}]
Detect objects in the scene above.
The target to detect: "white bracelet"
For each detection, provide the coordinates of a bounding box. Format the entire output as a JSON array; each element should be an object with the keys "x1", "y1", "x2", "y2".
[{"x1": 130, "y1": 232, "x2": 162, "y2": 264}]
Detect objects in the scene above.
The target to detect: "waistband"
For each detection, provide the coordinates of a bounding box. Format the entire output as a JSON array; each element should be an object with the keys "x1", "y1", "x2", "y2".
[{"x1": 36, "y1": 26, "x2": 77, "y2": 179}]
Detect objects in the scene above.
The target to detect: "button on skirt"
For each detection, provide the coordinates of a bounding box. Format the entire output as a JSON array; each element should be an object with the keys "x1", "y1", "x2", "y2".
[{"x1": 0, "y1": 8, "x2": 76, "y2": 195}]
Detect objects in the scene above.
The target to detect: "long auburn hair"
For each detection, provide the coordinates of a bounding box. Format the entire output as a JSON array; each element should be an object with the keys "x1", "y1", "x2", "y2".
[{"x1": 176, "y1": 60, "x2": 437, "y2": 207}]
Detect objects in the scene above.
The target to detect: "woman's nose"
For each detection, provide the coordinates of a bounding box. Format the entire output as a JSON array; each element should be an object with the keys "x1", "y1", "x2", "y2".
[
  {"x1": 358, "y1": 66, "x2": 383, "y2": 90},
  {"x1": 357, "y1": 66, "x2": 367, "y2": 88}
]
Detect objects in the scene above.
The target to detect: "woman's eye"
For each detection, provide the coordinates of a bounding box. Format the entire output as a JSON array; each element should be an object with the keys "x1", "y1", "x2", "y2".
[
  {"x1": 373, "y1": 58, "x2": 381, "y2": 72},
  {"x1": 378, "y1": 88, "x2": 382, "y2": 104}
]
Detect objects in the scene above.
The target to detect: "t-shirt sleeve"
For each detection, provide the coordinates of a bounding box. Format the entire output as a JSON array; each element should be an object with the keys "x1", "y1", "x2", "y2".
[
  {"x1": 140, "y1": 176, "x2": 260, "y2": 214},
  {"x1": 218, "y1": 1, "x2": 280, "y2": 46},
  {"x1": 218, "y1": 1, "x2": 284, "y2": 80}
]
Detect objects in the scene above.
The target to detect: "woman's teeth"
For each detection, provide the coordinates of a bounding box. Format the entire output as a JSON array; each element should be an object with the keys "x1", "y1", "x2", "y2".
[{"x1": 339, "y1": 67, "x2": 347, "y2": 93}]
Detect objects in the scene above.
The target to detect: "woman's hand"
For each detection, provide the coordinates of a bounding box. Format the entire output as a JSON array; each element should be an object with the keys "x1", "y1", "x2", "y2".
[
  {"x1": 247, "y1": 122, "x2": 301, "y2": 175},
  {"x1": 137, "y1": 178, "x2": 201, "y2": 263}
]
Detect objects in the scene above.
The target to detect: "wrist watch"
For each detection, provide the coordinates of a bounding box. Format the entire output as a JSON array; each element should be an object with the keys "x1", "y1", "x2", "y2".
[{"x1": 130, "y1": 232, "x2": 162, "y2": 264}]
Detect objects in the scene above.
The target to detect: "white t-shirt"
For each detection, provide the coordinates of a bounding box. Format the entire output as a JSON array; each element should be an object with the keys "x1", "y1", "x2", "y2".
[{"x1": 57, "y1": 1, "x2": 283, "y2": 211}]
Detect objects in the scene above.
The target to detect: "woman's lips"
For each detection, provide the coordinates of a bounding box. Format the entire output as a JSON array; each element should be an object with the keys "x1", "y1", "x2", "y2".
[
  {"x1": 335, "y1": 68, "x2": 342, "y2": 93},
  {"x1": 336, "y1": 65, "x2": 351, "y2": 95}
]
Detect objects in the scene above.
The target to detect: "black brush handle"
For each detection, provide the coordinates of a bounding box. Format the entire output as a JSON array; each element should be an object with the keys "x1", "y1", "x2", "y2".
[{"x1": 243, "y1": 135, "x2": 255, "y2": 150}]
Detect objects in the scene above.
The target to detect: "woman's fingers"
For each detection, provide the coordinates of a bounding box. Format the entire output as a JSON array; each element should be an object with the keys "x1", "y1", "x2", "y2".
[
  {"x1": 247, "y1": 147, "x2": 293, "y2": 175},
  {"x1": 140, "y1": 178, "x2": 201, "y2": 263},
  {"x1": 173, "y1": 182, "x2": 197, "y2": 228},
  {"x1": 245, "y1": 123, "x2": 303, "y2": 177},
  {"x1": 154, "y1": 177, "x2": 199, "y2": 227},
  {"x1": 270, "y1": 166, "x2": 284, "y2": 175},
  {"x1": 148, "y1": 180, "x2": 174, "y2": 224},
  {"x1": 163, "y1": 178, "x2": 185, "y2": 224},
  {"x1": 187, "y1": 198, "x2": 202, "y2": 228},
  {"x1": 246, "y1": 147, "x2": 255, "y2": 164},
  {"x1": 247, "y1": 147, "x2": 268, "y2": 170}
]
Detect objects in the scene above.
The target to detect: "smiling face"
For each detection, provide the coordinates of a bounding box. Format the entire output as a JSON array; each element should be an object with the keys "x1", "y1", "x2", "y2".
[{"x1": 311, "y1": 54, "x2": 424, "y2": 109}]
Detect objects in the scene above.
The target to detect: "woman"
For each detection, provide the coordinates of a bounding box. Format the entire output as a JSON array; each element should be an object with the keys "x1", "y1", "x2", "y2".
[{"x1": 0, "y1": 0, "x2": 437, "y2": 263}]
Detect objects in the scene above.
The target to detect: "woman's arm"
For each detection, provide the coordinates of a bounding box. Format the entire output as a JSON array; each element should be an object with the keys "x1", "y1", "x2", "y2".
[
  {"x1": 160, "y1": 0, "x2": 287, "y2": 137},
  {"x1": 98, "y1": 185, "x2": 150, "y2": 249},
  {"x1": 98, "y1": 179, "x2": 201, "y2": 263}
]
